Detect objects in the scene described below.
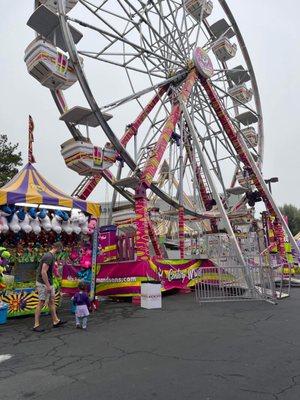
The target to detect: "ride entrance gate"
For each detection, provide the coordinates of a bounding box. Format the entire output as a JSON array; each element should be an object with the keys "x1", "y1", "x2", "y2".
[{"x1": 195, "y1": 234, "x2": 277, "y2": 304}]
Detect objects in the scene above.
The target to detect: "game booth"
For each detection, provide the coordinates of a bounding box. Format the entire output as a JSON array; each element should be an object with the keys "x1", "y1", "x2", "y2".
[
  {"x1": 0, "y1": 162, "x2": 100, "y2": 318},
  {"x1": 62, "y1": 221, "x2": 217, "y2": 301}
]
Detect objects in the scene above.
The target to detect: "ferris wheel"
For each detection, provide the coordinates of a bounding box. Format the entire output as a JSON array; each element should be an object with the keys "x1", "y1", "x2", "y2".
[{"x1": 25, "y1": 0, "x2": 298, "y2": 261}]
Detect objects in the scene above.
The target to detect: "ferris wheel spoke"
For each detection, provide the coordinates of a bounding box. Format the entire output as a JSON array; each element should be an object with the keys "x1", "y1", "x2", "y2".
[
  {"x1": 148, "y1": 0, "x2": 188, "y2": 60},
  {"x1": 99, "y1": 70, "x2": 186, "y2": 111},
  {"x1": 191, "y1": 84, "x2": 238, "y2": 194},
  {"x1": 78, "y1": 51, "x2": 164, "y2": 78},
  {"x1": 71, "y1": 16, "x2": 183, "y2": 71},
  {"x1": 195, "y1": 83, "x2": 240, "y2": 156},
  {"x1": 121, "y1": 0, "x2": 185, "y2": 63}
]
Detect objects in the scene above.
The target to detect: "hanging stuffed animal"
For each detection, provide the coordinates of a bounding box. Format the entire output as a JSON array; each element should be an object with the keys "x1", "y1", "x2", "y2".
[
  {"x1": 5, "y1": 206, "x2": 21, "y2": 233},
  {"x1": 51, "y1": 210, "x2": 63, "y2": 234},
  {"x1": 8, "y1": 213, "x2": 21, "y2": 233},
  {"x1": 62, "y1": 218, "x2": 73, "y2": 235},
  {"x1": 79, "y1": 212, "x2": 89, "y2": 235},
  {"x1": 57, "y1": 210, "x2": 72, "y2": 235},
  {"x1": 20, "y1": 213, "x2": 32, "y2": 233},
  {"x1": 0, "y1": 206, "x2": 12, "y2": 234},
  {"x1": 70, "y1": 209, "x2": 81, "y2": 235},
  {"x1": 17, "y1": 208, "x2": 26, "y2": 222},
  {"x1": 87, "y1": 217, "x2": 97, "y2": 235},
  {"x1": 38, "y1": 209, "x2": 52, "y2": 232},
  {"x1": 0, "y1": 215, "x2": 9, "y2": 234},
  {"x1": 28, "y1": 207, "x2": 41, "y2": 235}
]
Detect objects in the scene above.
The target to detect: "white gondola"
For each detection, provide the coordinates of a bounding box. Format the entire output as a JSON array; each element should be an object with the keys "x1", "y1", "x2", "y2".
[
  {"x1": 184, "y1": 0, "x2": 213, "y2": 21},
  {"x1": 212, "y1": 37, "x2": 237, "y2": 62},
  {"x1": 61, "y1": 138, "x2": 116, "y2": 176},
  {"x1": 228, "y1": 84, "x2": 253, "y2": 104},
  {"x1": 236, "y1": 172, "x2": 248, "y2": 188},
  {"x1": 24, "y1": 37, "x2": 81, "y2": 90},
  {"x1": 241, "y1": 127, "x2": 258, "y2": 147},
  {"x1": 38, "y1": 0, "x2": 78, "y2": 14},
  {"x1": 236, "y1": 169, "x2": 254, "y2": 188}
]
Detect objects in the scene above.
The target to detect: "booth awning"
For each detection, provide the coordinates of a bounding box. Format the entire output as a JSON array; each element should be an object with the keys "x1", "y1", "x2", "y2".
[{"x1": 0, "y1": 163, "x2": 100, "y2": 217}]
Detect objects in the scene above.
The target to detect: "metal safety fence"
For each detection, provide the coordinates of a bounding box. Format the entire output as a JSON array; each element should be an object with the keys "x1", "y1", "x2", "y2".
[
  {"x1": 195, "y1": 233, "x2": 279, "y2": 304},
  {"x1": 194, "y1": 263, "x2": 277, "y2": 304}
]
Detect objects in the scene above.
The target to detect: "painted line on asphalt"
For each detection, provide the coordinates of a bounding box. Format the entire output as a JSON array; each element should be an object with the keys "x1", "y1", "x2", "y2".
[{"x1": 0, "y1": 354, "x2": 13, "y2": 363}]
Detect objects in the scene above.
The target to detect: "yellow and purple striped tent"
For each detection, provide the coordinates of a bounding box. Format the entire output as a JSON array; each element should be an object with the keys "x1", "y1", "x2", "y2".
[{"x1": 0, "y1": 163, "x2": 100, "y2": 217}]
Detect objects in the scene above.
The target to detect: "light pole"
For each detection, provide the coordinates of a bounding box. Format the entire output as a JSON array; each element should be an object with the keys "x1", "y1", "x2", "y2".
[{"x1": 264, "y1": 177, "x2": 279, "y2": 194}]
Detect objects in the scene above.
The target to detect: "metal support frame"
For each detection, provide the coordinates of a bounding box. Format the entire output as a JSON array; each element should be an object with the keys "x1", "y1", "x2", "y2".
[
  {"x1": 178, "y1": 116, "x2": 185, "y2": 258},
  {"x1": 89, "y1": 219, "x2": 99, "y2": 301},
  {"x1": 200, "y1": 77, "x2": 300, "y2": 257},
  {"x1": 180, "y1": 99, "x2": 250, "y2": 274}
]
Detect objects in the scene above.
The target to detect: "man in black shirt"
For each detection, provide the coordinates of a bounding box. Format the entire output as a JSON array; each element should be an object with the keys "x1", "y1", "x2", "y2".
[{"x1": 33, "y1": 241, "x2": 66, "y2": 332}]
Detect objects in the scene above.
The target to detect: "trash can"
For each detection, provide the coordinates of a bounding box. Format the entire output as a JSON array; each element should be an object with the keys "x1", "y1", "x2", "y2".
[
  {"x1": 141, "y1": 282, "x2": 162, "y2": 309},
  {"x1": 0, "y1": 303, "x2": 8, "y2": 324}
]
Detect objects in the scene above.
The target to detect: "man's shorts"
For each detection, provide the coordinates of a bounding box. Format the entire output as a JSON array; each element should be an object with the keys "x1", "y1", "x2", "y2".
[{"x1": 36, "y1": 282, "x2": 55, "y2": 302}]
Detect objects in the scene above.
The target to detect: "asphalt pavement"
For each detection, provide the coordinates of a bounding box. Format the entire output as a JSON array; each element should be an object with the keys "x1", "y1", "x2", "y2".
[{"x1": 1, "y1": 290, "x2": 300, "y2": 400}]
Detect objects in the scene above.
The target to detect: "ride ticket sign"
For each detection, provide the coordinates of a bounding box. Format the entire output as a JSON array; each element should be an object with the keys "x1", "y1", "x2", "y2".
[{"x1": 193, "y1": 47, "x2": 214, "y2": 79}]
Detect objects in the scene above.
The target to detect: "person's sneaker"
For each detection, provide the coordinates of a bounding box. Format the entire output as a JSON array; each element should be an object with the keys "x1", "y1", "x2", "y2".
[{"x1": 76, "y1": 324, "x2": 81, "y2": 329}]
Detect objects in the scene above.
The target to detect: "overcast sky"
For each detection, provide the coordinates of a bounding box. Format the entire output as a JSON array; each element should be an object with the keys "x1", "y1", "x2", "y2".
[{"x1": 0, "y1": 0, "x2": 299, "y2": 207}]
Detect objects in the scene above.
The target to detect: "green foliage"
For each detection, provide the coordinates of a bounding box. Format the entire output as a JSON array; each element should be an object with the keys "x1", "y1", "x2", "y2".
[
  {"x1": 279, "y1": 204, "x2": 300, "y2": 236},
  {"x1": 0, "y1": 135, "x2": 22, "y2": 187}
]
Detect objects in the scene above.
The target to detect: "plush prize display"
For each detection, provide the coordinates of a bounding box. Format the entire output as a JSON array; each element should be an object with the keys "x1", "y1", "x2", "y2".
[{"x1": 0, "y1": 205, "x2": 96, "y2": 236}]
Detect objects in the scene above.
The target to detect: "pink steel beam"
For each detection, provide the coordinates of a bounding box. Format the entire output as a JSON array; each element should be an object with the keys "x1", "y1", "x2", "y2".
[
  {"x1": 77, "y1": 176, "x2": 102, "y2": 200},
  {"x1": 138, "y1": 69, "x2": 198, "y2": 190},
  {"x1": 178, "y1": 206, "x2": 185, "y2": 259},
  {"x1": 135, "y1": 196, "x2": 150, "y2": 261},
  {"x1": 120, "y1": 86, "x2": 168, "y2": 147},
  {"x1": 134, "y1": 70, "x2": 198, "y2": 260},
  {"x1": 200, "y1": 77, "x2": 274, "y2": 212}
]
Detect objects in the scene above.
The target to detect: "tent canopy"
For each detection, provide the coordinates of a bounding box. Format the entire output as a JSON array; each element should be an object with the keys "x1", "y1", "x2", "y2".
[{"x1": 0, "y1": 163, "x2": 100, "y2": 217}]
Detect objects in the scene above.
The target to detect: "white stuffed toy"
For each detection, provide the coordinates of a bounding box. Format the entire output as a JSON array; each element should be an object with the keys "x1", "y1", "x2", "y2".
[
  {"x1": 38, "y1": 209, "x2": 52, "y2": 232},
  {"x1": 0, "y1": 215, "x2": 9, "y2": 234},
  {"x1": 8, "y1": 213, "x2": 21, "y2": 233},
  {"x1": 80, "y1": 214, "x2": 89, "y2": 235},
  {"x1": 51, "y1": 214, "x2": 62, "y2": 234},
  {"x1": 30, "y1": 216, "x2": 41, "y2": 235},
  {"x1": 70, "y1": 209, "x2": 81, "y2": 235},
  {"x1": 0, "y1": 206, "x2": 12, "y2": 234},
  {"x1": 62, "y1": 219, "x2": 73, "y2": 235},
  {"x1": 28, "y1": 208, "x2": 41, "y2": 235},
  {"x1": 20, "y1": 214, "x2": 32, "y2": 234}
]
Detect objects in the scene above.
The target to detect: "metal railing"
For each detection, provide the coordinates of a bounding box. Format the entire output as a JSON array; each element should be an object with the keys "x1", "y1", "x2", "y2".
[
  {"x1": 195, "y1": 262, "x2": 277, "y2": 304},
  {"x1": 195, "y1": 233, "x2": 278, "y2": 304}
]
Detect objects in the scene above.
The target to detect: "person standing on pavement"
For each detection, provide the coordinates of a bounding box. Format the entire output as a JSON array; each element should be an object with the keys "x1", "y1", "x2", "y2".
[
  {"x1": 33, "y1": 241, "x2": 66, "y2": 332},
  {"x1": 72, "y1": 281, "x2": 91, "y2": 330}
]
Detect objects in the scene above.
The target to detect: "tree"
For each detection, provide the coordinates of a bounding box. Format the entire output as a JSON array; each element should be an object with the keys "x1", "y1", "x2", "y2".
[
  {"x1": 0, "y1": 135, "x2": 23, "y2": 187},
  {"x1": 279, "y1": 204, "x2": 300, "y2": 236}
]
